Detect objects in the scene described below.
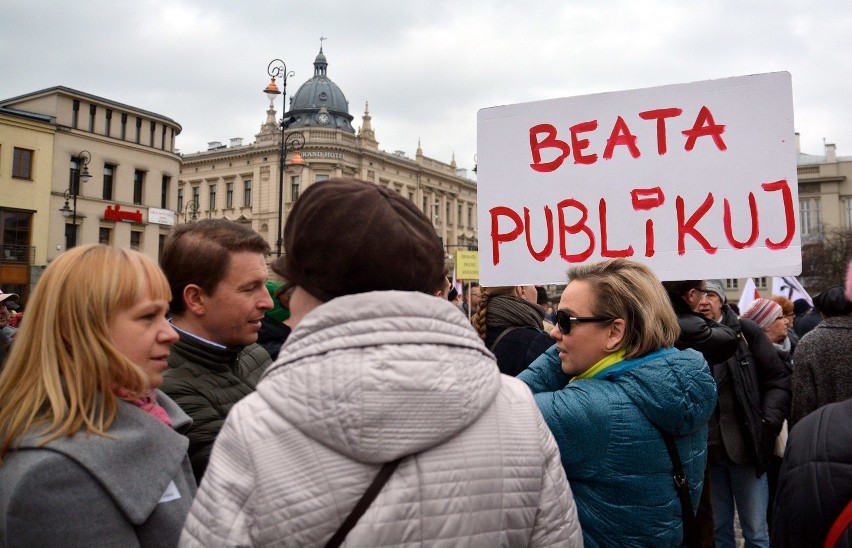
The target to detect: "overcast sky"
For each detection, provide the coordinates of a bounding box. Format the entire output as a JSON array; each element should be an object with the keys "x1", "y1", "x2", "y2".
[{"x1": 2, "y1": 0, "x2": 851, "y2": 174}]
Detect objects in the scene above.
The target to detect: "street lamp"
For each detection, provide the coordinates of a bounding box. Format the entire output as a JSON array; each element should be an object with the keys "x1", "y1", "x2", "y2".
[
  {"x1": 265, "y1": 58, "x2": 306, "y2": 257},
  {"x1": 59, "y1": 150, "x2": 91, "y2": 248},
  {"x1": 182, "y1": 199, "x2": 199, "y2": 223}
]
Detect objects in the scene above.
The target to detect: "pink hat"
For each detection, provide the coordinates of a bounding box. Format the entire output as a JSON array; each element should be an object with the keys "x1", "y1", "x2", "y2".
[
  {"x1": 846, "y1": 259, "x2": 852, "y2": 301},
  {"x1": 742, "y1": 298, "x2": 782, "y2": 330}
]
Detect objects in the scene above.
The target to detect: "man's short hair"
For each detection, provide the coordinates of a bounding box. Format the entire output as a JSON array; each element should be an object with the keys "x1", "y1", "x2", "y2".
[
  {"x1": 161, "y1": 219, "x2": 270, "y2": 315},
  {"x1": 661, "y1": 280, "x2": 703, "y2": 299}
]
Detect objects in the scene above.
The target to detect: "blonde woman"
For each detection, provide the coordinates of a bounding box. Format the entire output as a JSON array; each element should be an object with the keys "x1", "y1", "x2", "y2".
[
  {"x1": 519, "y1": 259, "x2": 717, "y2": 546},
  {"x1": 472, "y1": 285, "x2": 553, "y2": 376},
  {"x1": 0, "y1": 244, "x2": 194, "y2": 546}
]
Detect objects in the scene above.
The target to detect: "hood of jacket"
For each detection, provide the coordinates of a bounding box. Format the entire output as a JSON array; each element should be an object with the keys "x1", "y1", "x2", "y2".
[
  {"x1": 616, "y1": 348, "x2": 716, "y2": 435},
  {"x1": 258, "y1": 291, "x2": 503, "y2": 463}
]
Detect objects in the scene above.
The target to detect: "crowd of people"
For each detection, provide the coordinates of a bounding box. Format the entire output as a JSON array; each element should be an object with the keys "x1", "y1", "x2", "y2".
[{"x1": 0, "y1": 175, "x2": 850, "y2": 547}]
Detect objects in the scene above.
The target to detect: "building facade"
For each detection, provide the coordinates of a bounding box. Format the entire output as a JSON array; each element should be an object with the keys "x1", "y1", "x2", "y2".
[
  {"x1": 0, "y1": 87, "x2": 182, "y2": 300},
  {"x1": 179, "y1": 48, "x2": 478, "y2": 268}
]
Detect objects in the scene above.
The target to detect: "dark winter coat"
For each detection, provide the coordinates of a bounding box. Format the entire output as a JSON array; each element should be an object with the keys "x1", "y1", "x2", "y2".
[
  {"x1": 790, "y1": 315, "x2": 852, "y2": 426},
  {"x1": 709, "y1": 306, "x2": 790, "y2": 476},
  {"x1": 483, "y1": 325, "x2": 554, "y2": 377},
  {"x1": 256, "y1": 315, "x2": 292, "y2": 361},
  {"x1": 669, "y1": 294, "x2": 738, "y2": 365},
  {"x1": 771, "y1": 398, "x2": 852, "y2": 548},
  {"x1": 161, "y1": 330, "x2": 271, "y2": 483}
]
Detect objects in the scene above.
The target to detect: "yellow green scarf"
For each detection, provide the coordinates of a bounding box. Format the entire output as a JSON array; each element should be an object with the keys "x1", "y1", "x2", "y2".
[{"x1": 570, "y1": 349, "x2": 627, "y2": 383}]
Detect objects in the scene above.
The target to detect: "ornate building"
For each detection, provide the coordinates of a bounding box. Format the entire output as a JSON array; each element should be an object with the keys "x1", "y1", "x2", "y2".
[{"x1": 179, "y1": 47, "x2": 478, "y2": 266}]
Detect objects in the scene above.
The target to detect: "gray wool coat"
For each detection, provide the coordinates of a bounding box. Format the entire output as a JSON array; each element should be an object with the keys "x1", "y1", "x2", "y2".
[
  {"x1": 0, "y1": 390, "x2": 196, "y2": 547},
  {"x1": 790, "y1": 315, "x2": 852, "y2": 426}
]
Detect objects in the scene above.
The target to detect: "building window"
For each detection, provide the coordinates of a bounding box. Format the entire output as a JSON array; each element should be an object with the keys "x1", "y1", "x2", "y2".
[
  {"x1": 72, "y1": 100, "x2": 79, "y2": 129},
  {"x1": 724, "y1": 279, "x2": 739, "y2": 290},
  {"x1": 755, "y1": 277, "x2": 769, "y2": 290},
  {"x1": 105, "y1": 109, "x2": 112, "y2": 136},
  {"x1": 69, "y1": 157, "x2": 82, "y2": 195},
  {"x1": 409, "y1": 192, "x2": 414, "y2": 203},
  {"x1": 315, "y1": 174, "x2": 329, "y2": 183},
  {"x1": 192, "y1": 186, "x2": 200, "y2": 209},
  {"x1": 243, "y1": 179, "x2": 252, "y2": 207},
  {"x1": 12, "y1": 148, "x2": 33, "y2": 179},
  {"x1": 161, "y1": 126, "x2": 167, "y2": 149},
  {"x1": 209, "y1": 184, "x2": 217, "y2": 210},
  {"x1": 158, "y1": 234, "x2": 166, "y2": 263},
  {"x1": 89, "y1": 105, "x2": 97, "y2": 132},
  {"x1": 103, "y1": 164, "x2": 115, "y2": 200},
  {"x1": 130, "y1": 230, "x2": 142, "y2": 251},
  {"x1": 177, "y1": 188, "x2": 184, "y2": 211},
  {"x1": 65, "y1": 223, "x2": 78, "y2": 249},
  {"x1": 0, "y1": 209, "x2": 33, "y2": 264},
  {"x1": 121, "y1": 113, "x2": 127, "y2": 140},
  {"x1": 135, "y1": 118, "x2": 142, "y2": 144},
  {"x1": 99, "y1": 227, "x2": 112, "y2": 245},
  {"x1": 133, "y1": 170, "x2": 145, "y2": 205},
  {"x1": 422, "y1": 197, "x2": 428, "y2": 213},
  {"x1": 844, "y1": 198, "x2": 852, "y2": 229},
  {"x1": 457, "y1": 204, "x2": 463, "y2": 226},
  {"x1": 468, "y1": 206, "x2": 473, "y2": 227},
  {"x1": 161, "y1": 176, "x2": 170, "y2": 209},
  {"x1": 446, "y1": 202, "x2": 451, "y2": 223},
  {"x1": 150, "y1": 121, "x2": 156, "y2": 146},
  {"x1": 800, "y1": 197, "x2": 822, "y2": 238},
  {"x1": 290, "y1": 175, "x2": 300, "y2": 202},
  {"x1": 226, "y1": 183, "x2": 234, "y2": 208}
]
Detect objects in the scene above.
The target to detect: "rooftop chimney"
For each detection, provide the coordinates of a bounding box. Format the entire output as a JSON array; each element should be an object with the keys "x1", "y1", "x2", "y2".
[{"x1": 826, "y1": 143, "x2": 837, "y2": 162}]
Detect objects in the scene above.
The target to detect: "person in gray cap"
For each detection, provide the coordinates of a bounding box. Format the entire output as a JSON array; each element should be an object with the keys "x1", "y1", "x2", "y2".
[
  {"x1": 696, "y1": 280, "x2": 789, "y2": 548},
  {"x1": 182, "y1": 177, "x2": 582, "y2": 547}
]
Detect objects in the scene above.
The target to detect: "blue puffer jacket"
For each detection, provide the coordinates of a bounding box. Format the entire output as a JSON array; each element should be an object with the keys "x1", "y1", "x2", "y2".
[{"x1": 519, "y1": 346, "x2": 717, "y2": 547}]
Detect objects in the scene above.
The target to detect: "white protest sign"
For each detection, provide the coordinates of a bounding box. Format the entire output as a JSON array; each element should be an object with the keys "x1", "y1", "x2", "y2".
[{"x1": 476, "y1": 72, "x2": 800, "y2": 285}]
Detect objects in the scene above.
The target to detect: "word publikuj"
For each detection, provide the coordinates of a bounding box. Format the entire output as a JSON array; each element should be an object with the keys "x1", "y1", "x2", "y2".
[{"x1": 489, "y1": 105, "x2": 795, "y2": 265}]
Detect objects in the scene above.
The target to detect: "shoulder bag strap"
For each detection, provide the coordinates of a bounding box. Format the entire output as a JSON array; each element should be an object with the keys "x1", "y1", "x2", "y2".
[
  {"x1": 489, "y1": 326, "x2": 524, "y2": 352},
  {"x1": 660, "y1": 430, "x2": 699, "y2": 548},
  {"x1": 325, "y1": 458, "x2": 403, "y2": 548},
  {"x1": 825, "y1": 498, "x2": 852, "y2": 548}
]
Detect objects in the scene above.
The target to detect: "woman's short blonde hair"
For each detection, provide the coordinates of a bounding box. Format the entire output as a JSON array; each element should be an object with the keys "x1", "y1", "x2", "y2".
[
  {"x1": 568, "y1": 259, "x2": 679, "y2": 358},
  {"x1": 0, "y1": 244, "x2": 171, "y2": 460}
]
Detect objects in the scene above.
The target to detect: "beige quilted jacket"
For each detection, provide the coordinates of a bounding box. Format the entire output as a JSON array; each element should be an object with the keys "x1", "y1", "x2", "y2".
[{"x1": 181, "y1": 291, "x2": 582, "y2": 547}]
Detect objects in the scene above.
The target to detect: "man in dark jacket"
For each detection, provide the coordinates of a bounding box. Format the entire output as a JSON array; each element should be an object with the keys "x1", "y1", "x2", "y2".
[
  {"x1": 160, "y1": 219, "x2": 274, "y2": 483},
  {"x1": 698, "y1": 281, "x2": 790, "y2": 548},
  {"x1": 771, "y1": 398, "x2": 852, "y2": 547},
  {"x1": 663, "y1": 279, "x2": 739, "y2": 548}
]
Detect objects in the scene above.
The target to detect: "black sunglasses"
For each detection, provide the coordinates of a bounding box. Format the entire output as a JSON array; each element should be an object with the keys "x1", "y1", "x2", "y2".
[{"x1": 555, "y1": 309, "x2": 614, "y2": 335}]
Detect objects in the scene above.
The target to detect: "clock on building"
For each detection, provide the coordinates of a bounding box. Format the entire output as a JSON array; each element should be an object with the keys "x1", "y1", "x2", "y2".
[{"x1": 317, "y1": 112, "x2": 330, "y2": 125}]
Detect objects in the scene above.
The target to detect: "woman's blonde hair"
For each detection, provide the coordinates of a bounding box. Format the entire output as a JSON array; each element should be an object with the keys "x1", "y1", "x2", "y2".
[
  {"x1": 567, "y1": 259, "x2": 679, "y2": 358},
  {"x1": 0, "y1": 244, "x2": 171, "y2": 460},
  {"x1": 471, "y1": 286, "x2": 515, "y2": 339}
]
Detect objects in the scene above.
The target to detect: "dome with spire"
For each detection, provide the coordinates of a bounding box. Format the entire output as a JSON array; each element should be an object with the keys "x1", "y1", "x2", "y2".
[{"x1": 286, "y1": 46, "x2": 355, "y2": 133}]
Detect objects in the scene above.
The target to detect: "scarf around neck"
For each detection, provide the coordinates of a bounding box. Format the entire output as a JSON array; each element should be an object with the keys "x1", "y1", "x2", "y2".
[
  {"x1": 112, "y1": 387, "x2": 173, "y2": 427},
  {"x1": 486, "y1": 294, "x2": 545, "y2": 330}
]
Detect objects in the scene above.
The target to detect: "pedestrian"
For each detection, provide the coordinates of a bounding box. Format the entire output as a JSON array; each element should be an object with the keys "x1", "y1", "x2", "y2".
[
  {"x1": 0, "y1": 244, "x2": 193, "y2": 546},
  {"x1": 520, "y1": 259, "x2": 717, "y2": 546},
  {"x1": 703, "y1": 290, "x2": 790, "y2": 548},
  {"x1": 472, "y1": 285, "x2": 554, "y2": 376},
  {"x1": 159, "y1": 219, "x2": 274, "y2": 483},
  {"x1": 181, "y1": 177, "x2": 582, "y2": 547},
  {"x1": 789, "y1": 284, "x2": 852, "y2": 427}
]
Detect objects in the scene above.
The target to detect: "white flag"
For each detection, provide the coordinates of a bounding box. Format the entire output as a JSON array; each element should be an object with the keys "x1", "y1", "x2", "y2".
[
  {"x1": 772, "y1": 276, "x2": 813, "y2": 306},
  {"x1": 738, "y1": 278, "x2": 761, "y2": 314}
]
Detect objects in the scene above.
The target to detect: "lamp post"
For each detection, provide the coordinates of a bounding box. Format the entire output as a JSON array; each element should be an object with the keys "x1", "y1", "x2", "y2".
[
  {"x1": 182, "y1": 199, "x2": 199, "y2": 223},
  {"x1": 59, "y1": 150, "x2": 91, "y2": 248},
  {"x1": 264, "y1": 58, "x2": 306, "y2": 257}
]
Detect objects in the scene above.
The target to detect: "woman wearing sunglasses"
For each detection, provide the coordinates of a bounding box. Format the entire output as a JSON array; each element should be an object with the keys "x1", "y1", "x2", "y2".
[{"x1": 518, "y1": 258, "x2": 717, "y2": 547}]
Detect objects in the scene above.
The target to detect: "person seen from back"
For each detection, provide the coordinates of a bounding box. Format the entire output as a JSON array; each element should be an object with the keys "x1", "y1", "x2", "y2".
[
  {"x1": 472, "y1": 285, "x2": 555, "y2": 376},
  {"x1": 181, "y1": 177, "x2": 582, "y2": 547}
]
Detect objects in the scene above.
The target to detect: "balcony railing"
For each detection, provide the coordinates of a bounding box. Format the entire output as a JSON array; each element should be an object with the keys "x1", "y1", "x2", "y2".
[{"x1": 0, "y1": 244, "x2": 34, "y2": 264}]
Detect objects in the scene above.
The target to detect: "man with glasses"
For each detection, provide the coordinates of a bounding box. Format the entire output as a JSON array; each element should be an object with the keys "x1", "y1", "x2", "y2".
[{"x1": 662, "y1": 279, "x2": 739, "y2": 548}]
